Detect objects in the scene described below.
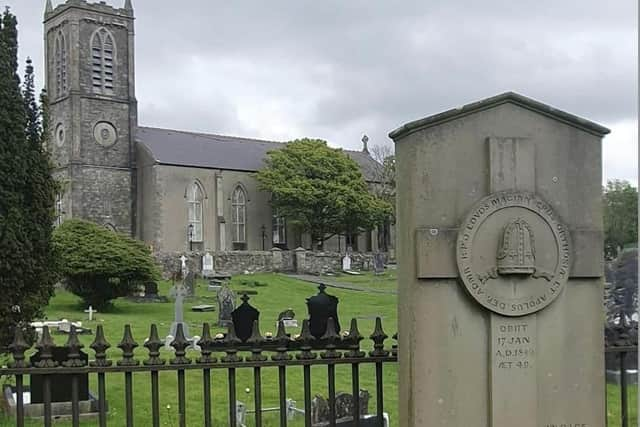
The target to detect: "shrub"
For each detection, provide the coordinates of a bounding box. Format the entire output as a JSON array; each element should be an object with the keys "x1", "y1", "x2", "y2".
[{"x1": 53, "y1": 219, "x2": 160, "y2": 308}]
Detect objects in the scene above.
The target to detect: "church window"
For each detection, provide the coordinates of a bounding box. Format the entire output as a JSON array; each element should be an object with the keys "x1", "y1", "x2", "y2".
[
  {"x1": 187, "y1": 182, "x2": 203, "y2": 242},
  {"x1": 272, "y1": 212, "x2": 286, "y2": 246},
  {"x1": 55, "y1": 193, "x2": 63, "y2": 227},
  {"x1": 90, "y1": 28, "x2": 115, "y2": 93},
  {"x1": 54, "y1": 32, "x2": 67, "y2": 96},
  {"x1": 231, "y1": 186, "x2": 246, "y2": 246}
]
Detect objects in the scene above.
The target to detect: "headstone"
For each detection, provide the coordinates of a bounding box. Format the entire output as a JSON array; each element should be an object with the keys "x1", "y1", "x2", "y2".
[
  {"x1": 310, "y1": 390, "x2": 373, "y2": 426},
  {"x1": 217, "y1": 282, "x2": 236, "y2": 327},
  {"x1": 168, "y1": 283, "x2": 190, "y2": 339},
  {"x1": 231, "y1": 294, "x2": 260, "y2": 342},
  {"x1": 84, "y1": 306, "x2": 97, "y2": 321},
  {"x1": 144, "y1": 281, "x2": 159, "y2": 298},
  {"x1": 341, "y1": 254, "x2": 351, "y2": 272},
  {"x1": 373, "y1": 252, "x2": 385, "y2": 275},
  {"x1": 391, "y1": 92, "x2": 609, "y2": 426},
  {"x1": 30, "y1": 347, "x2": 89, "y2": 403},
  {"x1": 184, "y1": 270, "x2": 195, "y2": 297},
  {"x1": 307, "y1": 284, "x2": 340, "y2": 339},
  {"x1": 202, "y1": 252, "x2": 214, "y2": 277},
  {"x1": 277, "y1": 308, "x2": 298, "y2": 329}
]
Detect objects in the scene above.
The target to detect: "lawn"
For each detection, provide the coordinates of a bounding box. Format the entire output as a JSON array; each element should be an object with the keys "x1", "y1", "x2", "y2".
[
  {"x1": 0, "y1": 272, "x2": 633, "y2": 427},
  {"x1": 0, "y1": 273, "x2": 398, "y2": 427}
]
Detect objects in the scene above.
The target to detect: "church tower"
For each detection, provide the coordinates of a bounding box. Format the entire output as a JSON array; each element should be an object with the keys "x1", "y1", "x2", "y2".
[{"x1": 44, "y1": 0, "x2": 137, "y2": 235}]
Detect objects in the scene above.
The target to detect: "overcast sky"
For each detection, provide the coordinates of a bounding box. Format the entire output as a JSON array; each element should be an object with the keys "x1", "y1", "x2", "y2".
[{"x1": 7, "y1": 0, "x2": 638, "y2": 184}]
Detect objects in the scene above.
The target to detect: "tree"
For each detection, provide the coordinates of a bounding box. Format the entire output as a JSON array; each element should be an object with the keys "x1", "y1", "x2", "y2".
[
  {"x1": 369, "y1": 143, "x2": 396, "y2": 251},
  {"x1": 605, "y1": 248, "x2": 638, "y2": 327},
  {"x1": 256, "y1": 138, "x2": 392, "y2": 250},
  {"x1": 53, "y1": 219, "x2": 160, "y2": 308},
  {"x1": 0, "y1": 8, "x2": 58, "y2": 350},
  {"x1": 603, "y1": 180, "x2": 637, "y2": 259}
]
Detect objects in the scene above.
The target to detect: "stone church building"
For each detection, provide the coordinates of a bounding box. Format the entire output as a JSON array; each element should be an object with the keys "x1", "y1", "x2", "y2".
[{"x1": 44, "y1": 0, "x2": 390, "y2": 257}]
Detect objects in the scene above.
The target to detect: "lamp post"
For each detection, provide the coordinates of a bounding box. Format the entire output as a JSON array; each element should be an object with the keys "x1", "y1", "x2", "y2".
[
  {"x1": 260, "y1": 224, "x2": 266, "y2": 250},
  {"x1": 188, "y1": 224, "x2": 194, "y2": 252}
]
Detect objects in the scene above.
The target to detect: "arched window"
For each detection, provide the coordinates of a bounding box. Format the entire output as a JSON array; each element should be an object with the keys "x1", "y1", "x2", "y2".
[
  {"x1": 231, "y1": 186, "x2": 246, "y2": 246},
  {"x1": 54, "y1": 32, "x2": 67, "y2": 96},
  {"x1": 90, "y1": 28, "x2": 115, "y2": 93},
  {"x1": 187, "y1": 182, "x2": 203, "y2": 242}
]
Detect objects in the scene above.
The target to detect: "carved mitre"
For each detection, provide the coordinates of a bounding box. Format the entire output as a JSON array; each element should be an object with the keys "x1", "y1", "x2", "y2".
[{"x1": 496, "y1": 217, "x2": 536, "y2": 275}]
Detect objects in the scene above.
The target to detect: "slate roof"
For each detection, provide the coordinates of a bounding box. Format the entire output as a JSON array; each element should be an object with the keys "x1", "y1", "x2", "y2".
[
  {"x1": 389, "y1": 91, "x2": 611, "y2": 140},
  {"x1": 137, "y1": 126, "x2": 382, "y2": 182}
]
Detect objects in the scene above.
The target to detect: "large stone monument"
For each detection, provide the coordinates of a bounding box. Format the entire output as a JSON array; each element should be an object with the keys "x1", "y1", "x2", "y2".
[{"x1": 391, "y1": 92, "x2": 609, "y2": 426}]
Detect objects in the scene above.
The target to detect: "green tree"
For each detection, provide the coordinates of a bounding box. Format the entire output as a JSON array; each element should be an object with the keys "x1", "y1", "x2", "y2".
[
  {"x1": 53, "y1": 219, "x2": 161, "y2": 308},
  {"x1": 256, "y1": 138, "x2": 392, "y2": 249},
  {"x1": 603, "y1": 180, "x2": 637, "y2": 259},
  {"x1": 0, "y1": 8, "x2": 58, "y2": 350}
]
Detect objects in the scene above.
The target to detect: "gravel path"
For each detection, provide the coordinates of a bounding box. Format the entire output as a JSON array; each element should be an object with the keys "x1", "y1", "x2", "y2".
[{"x1": 286, "y1": 274, "x2": 398, "y2": 295}]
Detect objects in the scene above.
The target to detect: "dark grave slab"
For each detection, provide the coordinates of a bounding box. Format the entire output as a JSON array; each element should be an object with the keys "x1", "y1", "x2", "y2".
[
  {"x1": 30, "y1": 347, "x2": 89, "y2": 403},
  {"x1": 192, "y1": 304, "x2": 215, "y2": 312}
]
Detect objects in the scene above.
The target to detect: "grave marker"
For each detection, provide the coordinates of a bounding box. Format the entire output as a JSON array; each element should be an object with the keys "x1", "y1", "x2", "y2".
[{"x1": 391, "y1": 92, "x2": 609, "y2": 426}]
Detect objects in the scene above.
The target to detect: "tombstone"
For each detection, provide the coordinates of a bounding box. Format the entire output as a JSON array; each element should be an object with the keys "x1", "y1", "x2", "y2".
[
  {"x1": 217, "y1": 282, "x2": 236, "y2": 327},
  {"x1": 310, "y1": 390, "x2": 375, "y2": 426},
  {"x1": 341, "y1": 254, "x2": 351, "y2": 272},
  {"x1": 84, "y1": 305, "x2": 97, "y2": 321},
  {"x1": 30, "y1": 347, "x2": 89, "y2": 403},
  {"x1": 144, "y1": 281, "x2": 159, "y2": 298},
  {"x1": 168, "y1": 283, "x2": 190, "y2": 339},
  {"x1": 202, "y1": 252, "x2": 214, "y2": 277},
  {"x1": 373, "y1": 252, "x2": 385, "y2": 275},
  {"x1": 184, "y1": 270, "x2": 196, "y2": 297},
  {"x1": 391, "y1": 92, "x2": 609, "y2": 426},
  {"x1": 277, "y1": 308, "x2": 298, "y2": 329},
  {"x1": 231, "y1": 294, "x2": 260, "y2": 342},
  {"x1": 307, "y1": 284, "x2": 340, "y2": 339}
]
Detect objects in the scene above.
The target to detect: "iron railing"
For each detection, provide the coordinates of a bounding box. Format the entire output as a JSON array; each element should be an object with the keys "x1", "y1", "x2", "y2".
[
  {"x1": 1, "y1": 286, "x2": 398, "y2": 427},
  {"x1": 606, "y1": 345, "x2": 638, "y2": 427}
]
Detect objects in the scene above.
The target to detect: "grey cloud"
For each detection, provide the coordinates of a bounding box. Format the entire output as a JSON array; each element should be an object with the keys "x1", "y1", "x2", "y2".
[{"x1": 6, "y1": 0, "x2": 638, "y2": 178}]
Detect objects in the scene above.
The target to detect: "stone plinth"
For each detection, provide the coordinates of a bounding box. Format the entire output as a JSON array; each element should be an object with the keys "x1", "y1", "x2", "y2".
[{"x1": 391, "y1": 92, "x2": 609, "y2": 426}]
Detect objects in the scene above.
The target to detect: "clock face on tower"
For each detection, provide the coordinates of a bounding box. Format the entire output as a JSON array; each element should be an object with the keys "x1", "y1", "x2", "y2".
[
  {"x1": 93, "y1": 121, "x2": 118, "y2": 147},
  {"x1": 55, "y1": 122, "x2": 65, "y2": 147}
]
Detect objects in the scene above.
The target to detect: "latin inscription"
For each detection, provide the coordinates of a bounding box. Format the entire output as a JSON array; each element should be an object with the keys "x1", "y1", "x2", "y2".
[
  {"x1": 456, "y1": 191, "x2": 571, "y2": 316},
  {"x1": 494, "y1": 323, "x2": 534, "y2": 370}
]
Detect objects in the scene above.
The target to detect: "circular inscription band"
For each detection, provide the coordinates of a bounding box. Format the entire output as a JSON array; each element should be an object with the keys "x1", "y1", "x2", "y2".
[{"x1": 456, "y1": 191, "x2": 571, "y2": 316}]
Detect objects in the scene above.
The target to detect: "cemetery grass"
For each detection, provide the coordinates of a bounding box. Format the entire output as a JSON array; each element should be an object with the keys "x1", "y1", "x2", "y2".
[
  {"x1": 607, "y1": 383, "x2": 637, "y2": 427},
  {"x1": 325, "y1": 269, "x2": 398, "y2": 292},
  {"x1": 0, "y1": 273, "x2": 398, "y2": 427}
]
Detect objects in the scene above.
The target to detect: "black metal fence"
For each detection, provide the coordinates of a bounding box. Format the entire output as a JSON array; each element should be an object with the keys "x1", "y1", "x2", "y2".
[
  {"x1": 606, "y1": 345, "x2": 638, "y2": 427},
  {"x1": 1, "y1": 285, "x2": 398, "y2": 427}
]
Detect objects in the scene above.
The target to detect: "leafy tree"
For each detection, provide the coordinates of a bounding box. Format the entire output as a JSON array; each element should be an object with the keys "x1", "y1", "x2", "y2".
[
  {"x1": 605, "y1": 248, "x2": 638, "y2": 327},
  {"x1": 256, "y1": 138, "x2": 392, "y2": 250},
  {"x1": 603, "y1": 180, "x2": 637, "y2": 259},
  {"x1": 0, "y1": 8, "x2": 58, "y2": 350},
  {"x1": 53, "y1": 220, "x2": 161, "y2": 308}
]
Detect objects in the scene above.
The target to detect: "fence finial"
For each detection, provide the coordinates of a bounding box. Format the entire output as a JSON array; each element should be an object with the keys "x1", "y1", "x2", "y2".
[
  {"x1": 369, "y1": 317, "x2": 389, "y2": 357},
  {"x1": 90, "y1": 324, "x2": 112, "y2": 367},
  {"x1": 34, "y1": 326, "x2": 58, "y2": 368},
  {"x1": 170, "y1": 323, "x2": 192, "y2": 365},
  {"x1": 117, "y1": 324, "x2": 140, "y2": 366},
  {"x1": 144, "y1": 324, "x2": 165, "y2": 366},
  {"x1": 196, "y1": 323, "x2": 217, "y2": 364},
  {"x1": 8, "y1": 326, "x2": 30, "y2": 368}
]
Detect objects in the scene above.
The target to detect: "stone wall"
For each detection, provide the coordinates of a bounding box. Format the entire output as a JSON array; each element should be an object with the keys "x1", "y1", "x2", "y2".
[{"x1": 154, "y1": 249, "x2": 386, "y2": 278}]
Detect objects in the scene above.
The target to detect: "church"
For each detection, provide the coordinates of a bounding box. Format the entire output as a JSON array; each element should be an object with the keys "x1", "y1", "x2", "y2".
[{"x1": 44, "y1": 0, "x2": 391, "y2": 255}]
